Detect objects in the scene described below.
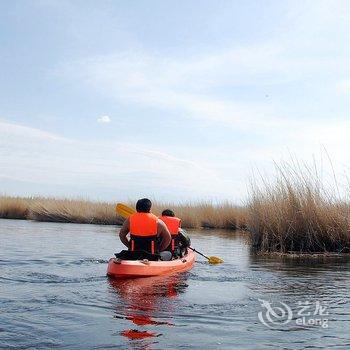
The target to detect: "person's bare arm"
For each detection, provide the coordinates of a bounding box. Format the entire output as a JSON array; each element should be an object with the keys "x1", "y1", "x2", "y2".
[
  {"x1": 119, "y1": 218, "x2": 130, "y2": 248},
  {"x1": 157, "y1": 220, "x2": 172, "y2": 251}
]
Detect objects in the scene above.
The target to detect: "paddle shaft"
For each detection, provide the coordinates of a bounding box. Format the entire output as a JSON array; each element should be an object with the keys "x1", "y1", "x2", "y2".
[{"x1": 189, "y1": 247, "x2": 210, "y2": 260}]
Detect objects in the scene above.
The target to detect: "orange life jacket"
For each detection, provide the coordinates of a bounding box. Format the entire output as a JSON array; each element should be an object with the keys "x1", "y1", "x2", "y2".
[
  {"x1": 129, "y1": 212, "x2": 158, "y2": 254},
  {"x1": 159, "y1": 216, "x2": 181, "y2": 252}
]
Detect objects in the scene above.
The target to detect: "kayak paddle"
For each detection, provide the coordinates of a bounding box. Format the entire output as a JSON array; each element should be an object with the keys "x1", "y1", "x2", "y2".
[
  {"x1": 189, "y1": 247, "x2": 223, "y2": 264},
  {"x1": 116, "y1": 202, "x2": 223, "y2": 264}
]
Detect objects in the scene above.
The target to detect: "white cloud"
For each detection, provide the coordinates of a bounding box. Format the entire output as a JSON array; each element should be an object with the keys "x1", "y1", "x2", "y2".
[
  {"x1": 0, "y1": 119, "x2": 69, "y2": 141},
  {"x1": 59, "y1": 48, "x2": 284, "y2": 130},
  {"x1": 0, "y1": 120, "x2": 222, "y2": 201},
  {"x1": 10, "y1": 0, "x2": 350, "y2": 201},
  {"x1": 97, "y1": 115, "x2": 111, "y2": 123},
  {"x1": 2, "y1": 116, "x2": 350, "y2": 202},
  {"x1": 58, "y1": 33, "x2": 350, "y2": 133},
  {"x1": 51, "y1": 33, "x2": 350, "y2": 200},
  {"x1": 50, "y1": 0, "x2": 350, "y2": 136}
]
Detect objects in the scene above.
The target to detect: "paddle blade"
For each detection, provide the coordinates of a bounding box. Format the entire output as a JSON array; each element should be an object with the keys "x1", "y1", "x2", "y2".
[
  {"x1": 208, "y1": 256, "x2": 224, "y2": 264},
  {"x1": 116, "y1": 203, "x2": 136, "y2": 219}
]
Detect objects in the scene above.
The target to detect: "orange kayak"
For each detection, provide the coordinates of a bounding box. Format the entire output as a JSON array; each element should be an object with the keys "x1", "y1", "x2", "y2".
[{"x1": 107, "y1": 250, "x2": 195, "y2": 278}]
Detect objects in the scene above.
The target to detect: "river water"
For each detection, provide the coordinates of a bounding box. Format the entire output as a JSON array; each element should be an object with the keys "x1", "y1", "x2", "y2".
[{"x1": 0, "y1": 219, "x2": 349, "y2": 349}]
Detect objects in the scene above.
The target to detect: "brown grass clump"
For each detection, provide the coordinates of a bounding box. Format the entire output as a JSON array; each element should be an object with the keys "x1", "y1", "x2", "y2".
[
  {"x1": 151, "y1": 202, "x2": 201, "y2": 228},
  {"x1": 151, "y1": 201, "x2": 247, "y2": 229},
  {"x1": 0, "y1": 196, "x2": 123, "y2": 225},
  {"x1": 0, "y1": 196, "x2": 247, "y2": 229},
  {"x1": 28, "y1": 198, "x2": 121, "y2": 225},
  {"x1": 247, "y1": 162, "x2": 350, "y2": 253},
  {"x1": 0, "y1": 196, "x2": 29, "y2": 219},
  {"x1": 3, "y1": 157, "x2": 350, "y2": 255}
]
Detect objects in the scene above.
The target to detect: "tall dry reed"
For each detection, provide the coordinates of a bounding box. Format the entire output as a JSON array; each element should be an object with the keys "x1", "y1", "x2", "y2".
[
  {"x1": 151, "y1": 202, "x2": 247, "y2": 229},
  {"x1": 0, "y1": 196, "x2": 247, "y2": 229},
  {"x1": 28, "y1": 198, "x2": 121, "y2": 225},
  {"x1": 247, "y1": 162, "x2": 350, "y2": 253},
  {"x1": 0, "y1": 196, "x2": 123, "y2": 225},
  {"x1": 3, "y1": 159, "x2": 350, "y2": 255},
  {"x1": 0, "y1": 196, "x2": 29, "y2": 219}
]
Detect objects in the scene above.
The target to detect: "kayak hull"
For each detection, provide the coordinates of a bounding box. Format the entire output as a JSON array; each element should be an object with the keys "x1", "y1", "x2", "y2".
[{"x1": 107, "y1": 250, "x2": 195, "y2": 278}]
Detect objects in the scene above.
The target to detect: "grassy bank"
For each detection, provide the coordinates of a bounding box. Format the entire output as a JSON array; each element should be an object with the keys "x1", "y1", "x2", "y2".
[
  {"x1": 248, "y1": 163, "x2": 350, "y2": 254},
  {"x1": 0, "y1": 196, "x2": 121, "y2": 225},
  {"x1": 0, "y1": 196, "x2": 247, "y2": 229},
  {"x1": 2, "y1": 162, "x2": 350, "y2": 254}
]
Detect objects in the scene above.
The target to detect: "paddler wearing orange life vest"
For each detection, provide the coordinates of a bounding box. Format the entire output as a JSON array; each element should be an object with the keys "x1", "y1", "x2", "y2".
[
  {"x1": 159, "y1": 209, "x2": 191, "y2": 258},
  {"x1": 119, "y1": 198, "x2": 172, "y2": 257}
]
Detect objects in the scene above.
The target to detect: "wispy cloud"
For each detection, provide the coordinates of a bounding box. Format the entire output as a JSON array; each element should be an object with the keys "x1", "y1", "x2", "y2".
[
  {"x1": 0, "y1": 120, "x2": 219, "y2": 200},
  {"x1": 51, "y1": 0, "x2": 350, "y2": 135},
  {"x1": 59, "y1": 47, "x2": 282, "y2": 129},
  {"x1": 0, "y1": 119, "x2": 69, "y2": 142},
  {"x1": 58, "y1": 40, "x2": 350, "y2": 133},
  {"x1": 3, "y1": 0, "x2": 350, "y2": 201}
]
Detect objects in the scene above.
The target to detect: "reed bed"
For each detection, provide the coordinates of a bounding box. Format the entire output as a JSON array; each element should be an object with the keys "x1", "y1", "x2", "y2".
[
  {"x1": 0, "y1": 196, "x2": 122, "y2": 225},
  {"x1": 0, "y1": 196, "x2": 29, "y2": 219},
  {"x1": 0, "y1": 196, "x2": 247, "y2": 229},
  {"x1": 151, "y1": 202, "x2": 247, "y2": 230},
  {"x1": 247, "y1": 163, "x2": 350, "y2": 253},
  {"x1": 28, "y1": 198, "x2": 121, "y2": 225},
  {"x1": 2, "y1": 160, "x2": 350, "y2": 254}
]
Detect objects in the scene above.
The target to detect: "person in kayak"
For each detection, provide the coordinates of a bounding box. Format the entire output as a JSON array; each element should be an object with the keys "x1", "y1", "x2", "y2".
[
  {"x1": 159, "y1": 209, "x2": 191, "y2": 258},
  {"x1": 119, "y1": 198, "x2": 172, "y2": 260}
]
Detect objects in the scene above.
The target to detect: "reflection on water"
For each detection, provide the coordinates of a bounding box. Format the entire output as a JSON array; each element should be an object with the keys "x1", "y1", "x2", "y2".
[
  {"x1": 108, "y1": 274, "x2": 188, "y2": 346},
  {"x1": 0, "y1": 219, "x2": 349, "y2": 350}
]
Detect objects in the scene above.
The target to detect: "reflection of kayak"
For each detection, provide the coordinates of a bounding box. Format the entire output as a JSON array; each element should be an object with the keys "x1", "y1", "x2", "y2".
[
  {"x1": 107, "y1": 250, "x2": 195, "y2": 278},
  {"x1": 121, "y1": 329, "x2": 159, "y2": 339}
]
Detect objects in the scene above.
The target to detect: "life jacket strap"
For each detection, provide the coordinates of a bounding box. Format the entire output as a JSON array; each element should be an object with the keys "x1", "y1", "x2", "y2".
[{"x1": 130, "y1": 234, "x2": 158, "y2": 254}]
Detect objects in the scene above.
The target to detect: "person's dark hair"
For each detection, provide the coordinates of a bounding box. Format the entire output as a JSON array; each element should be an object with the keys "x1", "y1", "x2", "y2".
[
  {"x1": 162, "y1": 209, "x2": 175, "y2": 217},
  {"x1": 136, "y1": 198, "x2": 152, "y2": 213}
]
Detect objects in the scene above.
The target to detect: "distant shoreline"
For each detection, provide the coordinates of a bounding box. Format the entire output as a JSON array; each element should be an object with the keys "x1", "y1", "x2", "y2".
[
  {"x1": 2, "y1": 159, "x2": 350, "y2": 257},
  {"x1": 0, "y1": 196, "x2": 246, "y2": 229}
]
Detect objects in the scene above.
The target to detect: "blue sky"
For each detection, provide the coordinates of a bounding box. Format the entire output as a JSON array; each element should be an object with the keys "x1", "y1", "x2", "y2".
[{"x1": 1, "y1": 0, "x2": 350, "y2": 202}]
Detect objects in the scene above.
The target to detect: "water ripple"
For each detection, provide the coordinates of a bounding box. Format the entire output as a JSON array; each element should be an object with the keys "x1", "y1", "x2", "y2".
[{"x1": 1, "y1": 219, "x2": 349, "y2": 350}]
